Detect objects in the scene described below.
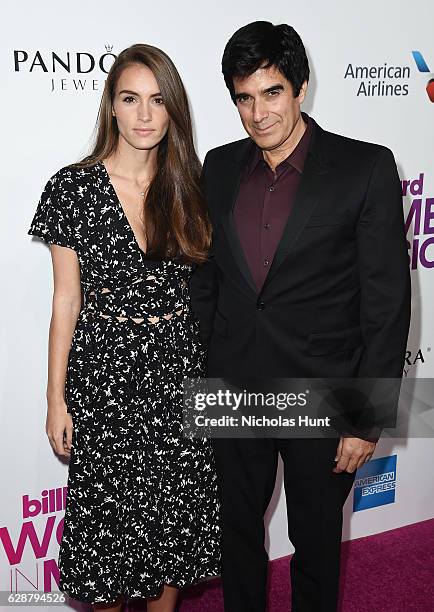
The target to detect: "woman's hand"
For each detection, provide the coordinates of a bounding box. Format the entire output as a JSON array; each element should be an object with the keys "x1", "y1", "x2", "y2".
[{"x1": 46, "y1": 398, "x2": 73, "y2": 458}]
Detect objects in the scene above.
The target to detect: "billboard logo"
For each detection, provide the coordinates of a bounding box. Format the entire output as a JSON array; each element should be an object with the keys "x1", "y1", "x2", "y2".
[
  {"x1": 353, "y1": 455, "x2": 397, "y2": 512},
  {"x1": 403, "y1": 172, "x2": 434, "y2": 270},
  {"x1": 0, "y1": 486, "x2": 66, "y2": 592},
  {"x1": 411, "y1": 51, "x2": 434, "y2": 102},
  {"x1": 23, "y1": 487, "x2": 67, "y2": 518}
]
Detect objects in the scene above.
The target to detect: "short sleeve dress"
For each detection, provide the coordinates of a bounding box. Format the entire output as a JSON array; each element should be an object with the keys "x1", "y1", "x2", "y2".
[{"x1": 28, "y1": 163, "x2": 221, "y2": 604}]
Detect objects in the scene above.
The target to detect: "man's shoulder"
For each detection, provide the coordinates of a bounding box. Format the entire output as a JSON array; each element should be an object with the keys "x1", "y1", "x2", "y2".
[
  {"x1": 204, "y1": 138, "x2": 252, "y2": 165},
  {"x1": 319, "y1": 125, "x2": 394, "y2": 164}
]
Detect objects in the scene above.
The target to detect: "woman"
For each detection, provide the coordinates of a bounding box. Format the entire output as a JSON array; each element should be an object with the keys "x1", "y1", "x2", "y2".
[{"x1": 28, "y1": 44, "x2": 221, "y2": 611}]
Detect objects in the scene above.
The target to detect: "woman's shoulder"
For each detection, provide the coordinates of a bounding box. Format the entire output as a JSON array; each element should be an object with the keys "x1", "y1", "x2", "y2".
[
  {"x1": 47, "y1": 162, "x2": 101, "y2": 188},
  {"x1": 37, "y1": 162, "x2": 103, "y2": 221}
]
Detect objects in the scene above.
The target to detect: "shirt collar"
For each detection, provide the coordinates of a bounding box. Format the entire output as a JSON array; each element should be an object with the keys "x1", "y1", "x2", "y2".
[{"x1": 245, "y1": 112, "x2": 314, "y2": 177}]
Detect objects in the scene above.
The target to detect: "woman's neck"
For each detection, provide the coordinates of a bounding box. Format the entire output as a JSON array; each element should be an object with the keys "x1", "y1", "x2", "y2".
[{"x1": 104, "y1": 138, "x2": 158, "y2": 183}]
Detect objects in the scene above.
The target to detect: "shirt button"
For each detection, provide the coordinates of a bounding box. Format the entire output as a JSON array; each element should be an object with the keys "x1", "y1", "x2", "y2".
[
  {"x1": 263, "y1": 259, "x2": 269, "y2": 266},
  {"x1": 257, "y1": 300, "x2": 265, "y2": 310},
  {"x1": 264, "y1": 223, "x2": 270, "y2": 229},
  {"x1": 269, "y1": 185, "x2": 276, "y2": 192}
]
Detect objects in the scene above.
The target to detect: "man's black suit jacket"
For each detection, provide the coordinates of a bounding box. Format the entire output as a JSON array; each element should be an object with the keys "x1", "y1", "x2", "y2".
[{"x1": 190, "y1": 118, "x2": 411, "y2": 386}]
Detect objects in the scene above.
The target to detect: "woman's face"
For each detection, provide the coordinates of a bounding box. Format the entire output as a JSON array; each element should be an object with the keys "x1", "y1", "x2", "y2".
[{"x1": 112, "y1": 63, "x2": 170, "y2": 151}]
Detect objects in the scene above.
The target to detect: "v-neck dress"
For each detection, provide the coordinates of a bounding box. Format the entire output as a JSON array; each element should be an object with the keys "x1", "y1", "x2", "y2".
[{"x1": 28, "y1": 162, "x2": 221, "y2": 604}]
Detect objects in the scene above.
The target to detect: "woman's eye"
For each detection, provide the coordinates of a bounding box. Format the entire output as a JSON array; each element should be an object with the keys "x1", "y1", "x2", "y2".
[
  {"x1": 123, "y1": 96, "x2": 136, "y2": 103},
  {"x1": 153, "y1": 97, "x2": 164, "y2": 105}
]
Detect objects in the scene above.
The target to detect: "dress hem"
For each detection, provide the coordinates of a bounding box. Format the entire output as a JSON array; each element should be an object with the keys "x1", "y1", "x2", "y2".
[{"x1": 59, "y1": 565, "x2": 222, "y2": 605}]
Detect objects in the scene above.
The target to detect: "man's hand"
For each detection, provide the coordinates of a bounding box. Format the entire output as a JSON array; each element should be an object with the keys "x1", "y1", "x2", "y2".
[{"x1": 333, "y1": 436, "x2": 376, "y2": 474}]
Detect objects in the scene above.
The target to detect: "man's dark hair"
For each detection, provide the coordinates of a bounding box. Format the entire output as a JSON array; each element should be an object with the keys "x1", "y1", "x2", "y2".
[{"x1": 222, "y1": 21, "x2": 310, "y2": 103}]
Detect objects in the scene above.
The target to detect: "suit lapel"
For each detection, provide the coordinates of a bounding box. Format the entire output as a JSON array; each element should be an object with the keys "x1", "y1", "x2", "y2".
[
  {"x1": 219, "y1": 139, "x2": 258, "y2": 294},
  {"x1": 261, "y1": 122, "x2": 331, "y2": 290}
]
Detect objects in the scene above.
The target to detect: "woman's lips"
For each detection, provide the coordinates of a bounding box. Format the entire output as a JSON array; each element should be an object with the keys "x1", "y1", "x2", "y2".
[{"x1": 134, "y1": 128, "x2": 155, "y2": 135}]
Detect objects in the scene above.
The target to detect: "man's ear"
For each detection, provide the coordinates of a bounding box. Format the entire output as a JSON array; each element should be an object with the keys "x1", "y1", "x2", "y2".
[{"x1": 298, "y1": 80, "x2": 308, "y2": 103}]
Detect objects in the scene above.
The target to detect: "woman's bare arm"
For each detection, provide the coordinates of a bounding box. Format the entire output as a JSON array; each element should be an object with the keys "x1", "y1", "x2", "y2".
[{"x1": 46, "y1": 244, "x2": 81, "y2": 458}]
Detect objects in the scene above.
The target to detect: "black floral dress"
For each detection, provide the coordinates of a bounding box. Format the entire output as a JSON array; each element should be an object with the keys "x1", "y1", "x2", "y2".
[{"x1": 28, "y1": 162, "x2": 221, "y2": 604}]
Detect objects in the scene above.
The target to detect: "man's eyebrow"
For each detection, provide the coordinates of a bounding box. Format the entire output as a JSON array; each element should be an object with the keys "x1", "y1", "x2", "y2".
[
  {"x1": 262, "y1": 84, "x2": 284, "y2": 94},
  {"x1": 234, "y1": 84, "x2": 285, "y2": 99},
  {"x1": 118, "y1": 89, "x2": 162, "y2": 97}
]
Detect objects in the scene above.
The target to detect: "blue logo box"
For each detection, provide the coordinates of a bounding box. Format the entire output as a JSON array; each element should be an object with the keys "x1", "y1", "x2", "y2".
[{"x1": 353, "y1": 455, "x2": 397, "y2": 512}]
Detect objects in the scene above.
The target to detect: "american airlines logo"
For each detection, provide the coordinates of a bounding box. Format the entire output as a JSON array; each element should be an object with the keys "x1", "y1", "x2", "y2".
[{"x1": 411, "y1": 51, "x2": 434, "y2": 102}]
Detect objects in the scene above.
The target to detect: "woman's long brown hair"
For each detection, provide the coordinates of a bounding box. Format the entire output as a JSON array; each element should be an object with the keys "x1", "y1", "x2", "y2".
[{"x1": 75, "y1": 44, "x2": 211, "y2": 263}]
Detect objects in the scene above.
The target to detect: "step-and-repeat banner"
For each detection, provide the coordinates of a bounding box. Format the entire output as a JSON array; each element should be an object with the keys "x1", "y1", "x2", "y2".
[{"x1": 1, "y1": 0, "x2": 433, "y2": 605}]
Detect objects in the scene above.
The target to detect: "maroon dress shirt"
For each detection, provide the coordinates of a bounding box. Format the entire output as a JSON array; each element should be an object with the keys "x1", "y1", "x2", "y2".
[{"x1": 233, "y1": 115, "x2": 313, "y2": 291}]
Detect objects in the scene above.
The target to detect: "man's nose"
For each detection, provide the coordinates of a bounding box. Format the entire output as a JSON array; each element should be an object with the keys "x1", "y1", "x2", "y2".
[{"x1": 252, "y1": 99, "x2": 268, "y2": 123}]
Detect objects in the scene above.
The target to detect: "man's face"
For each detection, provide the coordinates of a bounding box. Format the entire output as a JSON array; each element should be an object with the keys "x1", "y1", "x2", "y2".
[{"x1": 233, "y1": 65, "x2": 307, "y2": 151}]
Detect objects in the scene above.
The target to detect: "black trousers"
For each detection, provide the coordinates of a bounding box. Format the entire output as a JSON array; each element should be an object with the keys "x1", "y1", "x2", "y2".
[{"x1": 212, "y1": 437, "x2": 355, "y2": 612}]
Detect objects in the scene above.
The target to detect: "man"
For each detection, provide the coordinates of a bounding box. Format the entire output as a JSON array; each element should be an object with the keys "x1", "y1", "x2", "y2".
[{"x1": 190, "y1": 21, "x2": 410, "y2": 612}]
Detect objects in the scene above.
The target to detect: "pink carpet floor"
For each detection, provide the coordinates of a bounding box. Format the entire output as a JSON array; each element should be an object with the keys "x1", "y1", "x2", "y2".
[{"x1": 174, "y1": 518, "x2": 434, "y2": 612}]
